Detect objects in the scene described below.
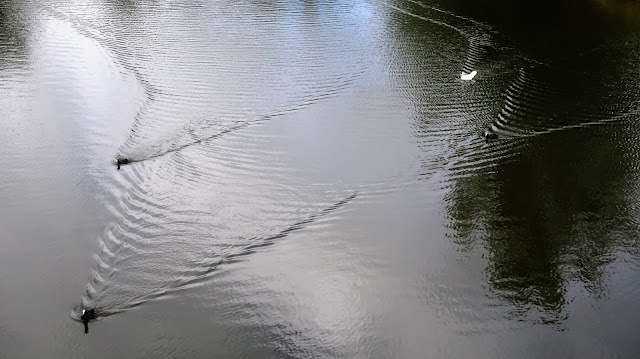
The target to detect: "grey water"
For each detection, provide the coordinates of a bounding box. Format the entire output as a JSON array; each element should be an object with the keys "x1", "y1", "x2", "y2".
[{"x1": 1, "y1": 0, "x2": 640, "y2": 357}]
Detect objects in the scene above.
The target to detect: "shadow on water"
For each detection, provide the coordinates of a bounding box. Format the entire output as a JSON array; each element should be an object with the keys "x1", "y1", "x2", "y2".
[
  {"x1": 441, "y1": 2, "x2": 640, "y2": 325},
  {"x1": 445, "y1": 125, "x2": 640, "y2": 324},
  {"x1": 426, "y1": 0, "x2": 640, "y2": 60},
  {"x1": 387, "y1": 0, "x2": 640, "y2": 325},
  {"x1": 0, "y1": 1, "x2": 30, "y2": 71}
]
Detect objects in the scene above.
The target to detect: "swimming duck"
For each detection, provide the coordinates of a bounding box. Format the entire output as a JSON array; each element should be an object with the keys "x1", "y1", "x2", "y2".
[
  {"x1": 485, "y1": 131, "x2": 498, "y2": 143},
  {"x1": 117, "y1": 158, "x2": 129, "y2": 170},
  {"x1": 461, "y1": 70, "x2": 477, "y2": 80},
  {"x1": 81, "y1": 309, "x2": 95, "y2": 333}
]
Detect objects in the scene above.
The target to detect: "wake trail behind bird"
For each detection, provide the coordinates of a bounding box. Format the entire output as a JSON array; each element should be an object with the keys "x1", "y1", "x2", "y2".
[
  {"x1": 490, "y1": 48, "x2": 640, "y2": 139},
  {"x1": 115, "y1": 71, "x2": 362, "y2": 165},
  {"x1": 77, "y1": 190, "x2": 358, "y2": 318}
]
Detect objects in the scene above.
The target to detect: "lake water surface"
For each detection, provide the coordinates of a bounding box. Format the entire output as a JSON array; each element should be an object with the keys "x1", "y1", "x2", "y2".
[{"x1": 2, "y1": 0, "x2": 640, "y2": 357}]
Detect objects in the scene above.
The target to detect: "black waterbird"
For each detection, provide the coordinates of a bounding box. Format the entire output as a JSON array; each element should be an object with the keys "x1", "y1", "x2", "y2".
[
  {"x1": 484, "y1": 131, "x2": 498, "y2": 143},
  {"x1": 81, "y1": 309, "x2": 95, "y2": 334},
  {"x1": 117, "y1": 158, "x2": 129, "y2": 170}
]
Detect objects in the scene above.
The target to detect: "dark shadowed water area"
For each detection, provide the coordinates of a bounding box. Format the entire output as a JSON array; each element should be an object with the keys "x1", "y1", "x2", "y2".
[{"x1": 1, "y1": 0, "x2": 640, "y2": 357}]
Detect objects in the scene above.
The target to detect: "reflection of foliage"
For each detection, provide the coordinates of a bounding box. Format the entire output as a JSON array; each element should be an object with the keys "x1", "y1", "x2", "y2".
[
  {"x1": 388, "y1": 0, "x2": 640, "y2": 324},
  {"x1": 105, "y1": 0, "x2": 141, "y2": 15},
  {"x1": 446, "y1": 128, "x2": 640, "y2": 324},
  {"x1": 427, "y1": 0, "x2": 640, "y2": 58},
  {"x1": 0, "y1": 1, "x2": 29, "y2": 70}
]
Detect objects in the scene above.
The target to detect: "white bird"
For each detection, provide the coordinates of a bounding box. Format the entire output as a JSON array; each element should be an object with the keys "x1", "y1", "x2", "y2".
[{"x1": 460, "y1": 70, "x2": 477, "y2": 80}]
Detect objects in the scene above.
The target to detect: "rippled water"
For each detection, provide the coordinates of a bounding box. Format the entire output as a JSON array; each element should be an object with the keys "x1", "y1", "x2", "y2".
[{"x1": 2, "y1": 0, "x2": 640, "y2": 357}]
